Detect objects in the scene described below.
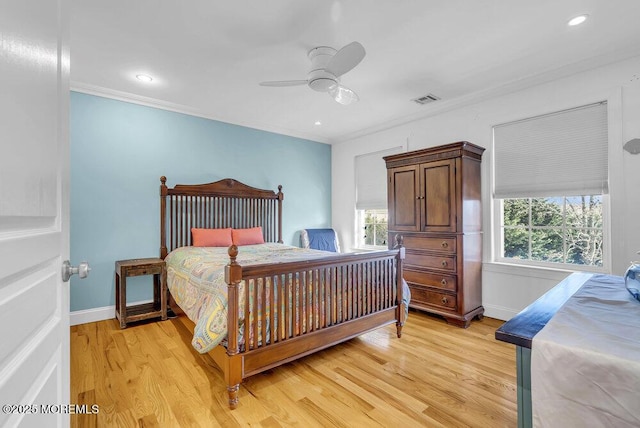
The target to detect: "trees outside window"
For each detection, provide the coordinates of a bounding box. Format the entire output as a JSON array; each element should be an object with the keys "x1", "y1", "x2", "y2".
[
  {"x1": 501, "y1": 196, "x2": 603, "y2": 267},
  {"x1": 357, "y1": 209, "x2": 388, "y2": 248}
]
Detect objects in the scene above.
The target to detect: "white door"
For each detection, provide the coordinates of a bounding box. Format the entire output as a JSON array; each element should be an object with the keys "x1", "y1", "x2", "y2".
[{"x1": 0, "y1": 1, "x2": 72, "y2": 427}]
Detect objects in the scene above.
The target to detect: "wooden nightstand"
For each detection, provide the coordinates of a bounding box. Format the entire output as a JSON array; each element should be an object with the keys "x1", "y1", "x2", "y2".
[{"x1": 115, "y1": 258, "x2": 167, "y2": 328}]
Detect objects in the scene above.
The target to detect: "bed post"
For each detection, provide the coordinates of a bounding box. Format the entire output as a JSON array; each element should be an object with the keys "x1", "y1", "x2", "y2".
[
  {"x1": 160, "y1": 176, "x2": 168, "y2": 259},
  {"x1": 277, "y1": 185, "x2": 283, "y2": 243},
  {"x1": 394, "y1": 234, "x2": 406, "y2": 338},
  {"x1": 224, "y1": 245, "x2": 243, "y2": 409}
]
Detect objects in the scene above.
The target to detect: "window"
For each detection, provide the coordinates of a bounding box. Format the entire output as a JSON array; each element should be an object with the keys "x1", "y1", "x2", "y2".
[
  {"x1": 357, "y1": 209, "x2": 388, "y2": 249},
  {"x1": 500, "y1": 196, "x2": 603, "y2": 266},
  {"x1": 354, "y1": 146, "x2": 403, "y2": 250},
  {"x1": 493, "y1": 102, "x2": 608, "y2": 269}
]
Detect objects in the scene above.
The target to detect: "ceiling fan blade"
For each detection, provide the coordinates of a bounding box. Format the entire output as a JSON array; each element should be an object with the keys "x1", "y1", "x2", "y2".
[
  {"x1": 329, "y1": 84, "x2": 359, "y2": 105},
  {"x1": 259, "y1": 80, "x2": 308, "y2": 87},
  {"x1": 325, "y1": 41, "x2": 366, "y2": 77}
]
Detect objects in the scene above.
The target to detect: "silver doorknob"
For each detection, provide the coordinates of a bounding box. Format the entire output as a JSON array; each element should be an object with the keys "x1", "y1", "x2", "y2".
[{"x1": 62, "y1": 260, "x2": 91, "y2": 282}]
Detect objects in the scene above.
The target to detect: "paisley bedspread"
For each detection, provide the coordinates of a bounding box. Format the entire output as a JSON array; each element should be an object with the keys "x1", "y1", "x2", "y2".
[{"x1": 165, "y1": 243, "x2": 335, "y2": 353}]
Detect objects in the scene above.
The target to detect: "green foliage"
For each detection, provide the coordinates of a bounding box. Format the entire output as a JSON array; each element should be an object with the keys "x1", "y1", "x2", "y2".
[
  {"x1": 363, "y1": 210, "x2": 388, "y2": 247},
  {"x1": 502, "y1": 196, "x2": 603, "y2": 266}
]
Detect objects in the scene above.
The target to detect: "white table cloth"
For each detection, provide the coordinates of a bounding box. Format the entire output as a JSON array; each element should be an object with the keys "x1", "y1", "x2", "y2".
[{"x1": 531, "y1": 274, "x2": 640, "y2": 428}]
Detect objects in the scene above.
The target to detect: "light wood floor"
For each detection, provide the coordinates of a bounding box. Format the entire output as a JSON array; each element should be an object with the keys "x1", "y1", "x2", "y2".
[{"x1": 71, "y1": 310, "x2": 517, "y2": 427}]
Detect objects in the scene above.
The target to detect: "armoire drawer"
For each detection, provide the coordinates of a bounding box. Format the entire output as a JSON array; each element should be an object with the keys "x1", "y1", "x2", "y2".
[
  {"x1": 403, "y1": 269, "x2": 457, "y2": 291},
  {"x1": 405, "y1": 252, "x2": 456, "y2": 272},
  {"x1": 403, "y1": 235, "x2": 456, "y2": 253},
  {"x1": 409, "y1": 286, "x2": 457, "y2": 311}
]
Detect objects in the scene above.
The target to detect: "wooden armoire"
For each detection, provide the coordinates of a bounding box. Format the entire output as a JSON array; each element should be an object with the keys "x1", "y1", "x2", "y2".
[{"x1": 384, "y1": 141, "x2": 485, "y2": 328}]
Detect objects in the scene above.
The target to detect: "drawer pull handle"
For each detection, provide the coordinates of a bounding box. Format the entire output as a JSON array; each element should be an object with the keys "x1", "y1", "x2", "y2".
[
  {"x1": 441, "y1": 278, "x2": 447, "y2": 286},
  {"x1": 441, "y1": 297, "x2": 448, "y2": 305},
  {"x1": 441, "y1": 241, "x2": 448, "y2": 248},
  {"x1": 441, "y1": 260, "x2": 448, "y2": 267}
]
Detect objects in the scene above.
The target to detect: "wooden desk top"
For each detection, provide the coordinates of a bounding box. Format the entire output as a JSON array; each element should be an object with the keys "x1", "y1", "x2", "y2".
[{"x1": 495, "y1": 272, "x2": 595, "y2": 349}]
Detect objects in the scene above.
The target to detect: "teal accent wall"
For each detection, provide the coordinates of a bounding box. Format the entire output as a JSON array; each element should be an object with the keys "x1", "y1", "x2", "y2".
[{"x1": 70, "y1": 92, "x2": 331, "y2": 312}]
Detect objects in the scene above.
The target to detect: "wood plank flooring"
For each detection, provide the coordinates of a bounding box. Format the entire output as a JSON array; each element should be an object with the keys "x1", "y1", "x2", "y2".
[{"x1": 70, "y1": 310, "x2": 517, "y2": 427}]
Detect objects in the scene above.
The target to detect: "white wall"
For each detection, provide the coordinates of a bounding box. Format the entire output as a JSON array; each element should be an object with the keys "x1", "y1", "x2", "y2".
[{"x1": 332, "y1": 55, "x2": 640, "y2": 320}]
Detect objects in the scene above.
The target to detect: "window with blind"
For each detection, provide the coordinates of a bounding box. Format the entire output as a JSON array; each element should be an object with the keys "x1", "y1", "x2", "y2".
[
  {"x1": 355, "y1": 146, "x2": 403, "y2": 248},
  {"x1": 493, "y1": 102, "x2": 608, "y2": 268}
]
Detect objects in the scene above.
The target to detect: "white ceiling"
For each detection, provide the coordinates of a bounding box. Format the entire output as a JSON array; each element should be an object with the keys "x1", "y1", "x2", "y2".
[{"x1": 70, "y1": 0, "x2": 640, "y2": 144}]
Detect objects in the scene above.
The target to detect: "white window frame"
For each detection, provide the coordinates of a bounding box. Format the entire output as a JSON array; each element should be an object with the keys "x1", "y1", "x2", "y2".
[
  {"x1": 493, "y1": 196, "x2": 610, "y2": 272},
  {"x1": 491, "y1": 102, "x2": 611, "y2": 272},
  {"x1": 356, "y1": 208, "x2": 389, "y2": 250}
]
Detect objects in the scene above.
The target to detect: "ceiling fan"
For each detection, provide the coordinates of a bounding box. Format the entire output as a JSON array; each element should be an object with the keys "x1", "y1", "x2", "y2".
[{"x1": 259, "y1": 41, "x2": 366, "y2": 105}]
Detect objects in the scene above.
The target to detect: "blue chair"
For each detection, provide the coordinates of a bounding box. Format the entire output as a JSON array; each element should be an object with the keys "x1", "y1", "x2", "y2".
[{"x1": 300, "y1": 228, "x2": 340, "y2": 252}]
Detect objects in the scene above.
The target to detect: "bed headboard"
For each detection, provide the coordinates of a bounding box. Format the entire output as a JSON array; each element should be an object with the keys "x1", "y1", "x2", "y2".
[{"x1": 160, "y1": 176, "x2": 283, "y2": 258}]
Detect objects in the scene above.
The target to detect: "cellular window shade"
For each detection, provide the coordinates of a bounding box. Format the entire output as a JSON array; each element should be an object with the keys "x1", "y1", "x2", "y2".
[
  {"x1": 355, "y1": 146, "x2": 403, "y2": 210},
  {"x1": 493, "y1": 102, "x2": 608, "y2": 199}
]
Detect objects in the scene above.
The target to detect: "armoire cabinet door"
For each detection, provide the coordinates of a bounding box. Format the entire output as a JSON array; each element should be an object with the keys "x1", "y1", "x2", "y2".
[
  {"x1": 420, "y1": 159, "x2": 457, "y2": 232},
  {"x1": 388, "y1": 165, "x2": 420, "y2": 231}
]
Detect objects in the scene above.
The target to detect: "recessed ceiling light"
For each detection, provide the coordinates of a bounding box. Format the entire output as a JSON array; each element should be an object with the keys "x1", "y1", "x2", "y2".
[
  {"x1": 136, "y1": 74, "x2": 153, "y2": 83},
  {"x1": 314, "y1": 121, "x2": 322, "y2": 126},
  {"x1": 568, "y1": 14, "x2": 588, "y2": 26}
]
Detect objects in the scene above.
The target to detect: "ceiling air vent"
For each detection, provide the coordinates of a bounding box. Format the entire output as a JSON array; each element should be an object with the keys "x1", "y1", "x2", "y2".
[{"x1": 412, "y1": 93, "x2": 440, "y2": 105}]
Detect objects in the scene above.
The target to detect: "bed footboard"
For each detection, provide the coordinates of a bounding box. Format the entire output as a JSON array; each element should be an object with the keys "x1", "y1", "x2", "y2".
[{"x1": 223, "y1": 242, "x2": 405, "y2": 409}]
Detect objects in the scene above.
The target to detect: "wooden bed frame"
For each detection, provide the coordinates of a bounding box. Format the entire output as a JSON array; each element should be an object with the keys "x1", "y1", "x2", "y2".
[{"x1": 159, "y1": 176, "x2": 406, "y2": 409}]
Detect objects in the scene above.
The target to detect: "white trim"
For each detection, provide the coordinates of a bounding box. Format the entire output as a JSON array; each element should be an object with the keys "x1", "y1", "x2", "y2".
[
  {"x1": 70, "y1": 299, "x2": 152, "y2": 326},
  {"x1": 483, "y1": 303, "x2": 520, "y2": 321},
  {"x1": 70, "y1": 82, "x2": 330, "y2": 145},
  {"x1": 493, "y1": 257, "x2": 608, "y2": 274},
  {"x1": 492, "y1": 197, "x2": 609, "y2": 272},
  {"x1": 606, "y1": 86, "x2": 625, "y2": 274},
  {"x1": 483, "y1": 262, "x2": 572, "y2": 282}
]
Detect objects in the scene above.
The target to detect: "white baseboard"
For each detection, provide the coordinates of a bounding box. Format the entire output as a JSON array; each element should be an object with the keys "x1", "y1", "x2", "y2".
[
  {"x1": 483, "y1": 303, "x2": 519, "y2": 322},
  {"x1": 70, "y1": 299, "x2": 152, "y2": 326}
]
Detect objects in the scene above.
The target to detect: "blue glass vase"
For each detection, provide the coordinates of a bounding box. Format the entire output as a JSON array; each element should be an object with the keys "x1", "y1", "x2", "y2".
[{"x1": 624, "y1": 263, "x2": 640, "y2": 302}]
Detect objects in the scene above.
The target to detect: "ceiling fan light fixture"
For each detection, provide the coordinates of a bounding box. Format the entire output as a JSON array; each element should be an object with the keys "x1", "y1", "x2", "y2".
[
  {"x1": 309, "y1": 77, "x2": 337, "y2": 92},
  {"x1": 330, "y1": 85, "x2": 359, "y2": 105}
]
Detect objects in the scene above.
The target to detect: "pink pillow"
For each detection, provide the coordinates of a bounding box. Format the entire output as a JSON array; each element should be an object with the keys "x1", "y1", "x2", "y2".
[
  {"x1": 191, "y1": 228, "x2": 233, "y2": 247},
  {"x1": 232, "y1": 227, "x2": 265, "y2": 245}
]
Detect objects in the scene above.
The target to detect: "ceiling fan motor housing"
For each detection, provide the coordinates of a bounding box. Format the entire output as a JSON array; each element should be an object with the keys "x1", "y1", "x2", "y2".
[{"x1": 307, "y1": 46, "x2": 339, "y2": 92}]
